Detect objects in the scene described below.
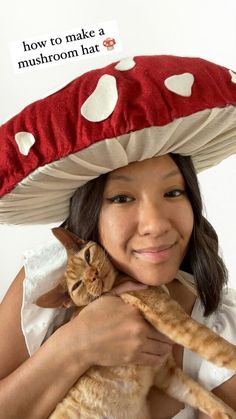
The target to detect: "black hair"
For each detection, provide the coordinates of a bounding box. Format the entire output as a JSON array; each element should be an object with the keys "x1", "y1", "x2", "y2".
[{"x1": 60, "y1": 153, "x2": 227, "y2": 316}]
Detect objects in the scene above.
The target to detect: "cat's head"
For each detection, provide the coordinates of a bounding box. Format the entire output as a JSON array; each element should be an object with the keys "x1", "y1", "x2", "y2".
[{"x1": 35, "y1": 227, "x2": 117, "y2": 309}]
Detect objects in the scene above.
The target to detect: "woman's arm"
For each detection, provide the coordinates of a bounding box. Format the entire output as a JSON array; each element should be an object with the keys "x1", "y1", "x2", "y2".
[
  {"x1": 0, "y1": 268, "x2": 91, "y2": 419},
  {"x1": 0, "y1": 268, "x2": 29, "y2": 377},
  {"x1": 147, "y1": 385, "x2": 184, "y2": 419}
]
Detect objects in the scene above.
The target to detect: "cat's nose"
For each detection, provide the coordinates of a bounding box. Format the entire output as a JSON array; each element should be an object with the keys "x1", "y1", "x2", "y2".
[{"x1": 91, "y1": 270, "x2": 98, "y2": 281}]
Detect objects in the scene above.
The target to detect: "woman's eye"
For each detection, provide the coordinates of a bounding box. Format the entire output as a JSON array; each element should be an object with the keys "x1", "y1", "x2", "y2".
[
  {"x1": 85, "y1": 248, "x2": 90, "y2": 264},
  {"x1": 108, "y1": 195, "x2": 133, "y2": 204},
  {"x1": 165, "y1": 189, "x2": 185, "y2": 198}
]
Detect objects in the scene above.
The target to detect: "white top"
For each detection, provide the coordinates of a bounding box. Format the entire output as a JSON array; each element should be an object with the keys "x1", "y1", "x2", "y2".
[{"x1": 21, "y1": 238, "x2": 236, "y2": 418}]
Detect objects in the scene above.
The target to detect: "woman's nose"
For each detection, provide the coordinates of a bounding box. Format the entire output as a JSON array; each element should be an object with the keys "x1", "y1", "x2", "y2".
[{"x1": 137, "y1": 200, "x2": 172, "y2": 237}]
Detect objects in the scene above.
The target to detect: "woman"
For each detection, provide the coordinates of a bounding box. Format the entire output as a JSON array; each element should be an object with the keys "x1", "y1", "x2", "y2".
[{"x1": 0, "y1": 55, "x2": 236, "y2": 418}]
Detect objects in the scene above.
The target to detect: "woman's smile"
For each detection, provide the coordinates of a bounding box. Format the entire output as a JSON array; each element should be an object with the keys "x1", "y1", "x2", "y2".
[
  {"x1": 98, "y1": 155, "x2": 194, "y2": 286},
  {"x1": 133, "y1": 243, "x2": 176, "y2": 263}
]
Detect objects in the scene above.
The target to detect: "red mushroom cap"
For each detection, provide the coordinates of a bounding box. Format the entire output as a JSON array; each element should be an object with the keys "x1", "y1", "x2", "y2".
[
  {"x1": 1, "y1": 55, "x2": 236, "y2": 224},
  {"x1": 103, "y1": 37, "x2": 116, "y2": 47}
]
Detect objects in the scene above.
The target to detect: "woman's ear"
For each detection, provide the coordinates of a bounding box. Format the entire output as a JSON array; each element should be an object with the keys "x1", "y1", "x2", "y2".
[
  {"x1": 52, "y1": 227, "x2": 86, "y2": 252},
  {"x1": 34, "y1": 283, "x2": 73, "y2": 308}
]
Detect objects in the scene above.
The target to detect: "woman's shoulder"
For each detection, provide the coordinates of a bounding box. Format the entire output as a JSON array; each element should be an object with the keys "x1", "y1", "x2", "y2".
[
  {"x1": 210, "y1": 286, "x2": 236, "y2": 345},
  {"x1": 220, "y1": 286, "x2": 236, "y2": 313},
  {"x1": 193, "y1": 286, "x2": 236, "y2": 340},
  {"x1": 23, "y1": 238, "x2": 67, "y2": 276},
  {"x1": 0, "y1": 267, "x2": 29, "y2": 379}
]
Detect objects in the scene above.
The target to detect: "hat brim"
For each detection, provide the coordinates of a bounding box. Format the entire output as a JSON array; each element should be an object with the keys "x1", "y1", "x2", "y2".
[{"x1": 1, "y1": 105, "x2": 236, "y2": 224}]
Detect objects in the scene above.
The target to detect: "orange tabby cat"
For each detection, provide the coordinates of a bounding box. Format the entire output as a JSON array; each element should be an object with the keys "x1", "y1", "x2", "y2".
[{"x1": 36, "y1": 227, "x2": 236, "y2": 419}]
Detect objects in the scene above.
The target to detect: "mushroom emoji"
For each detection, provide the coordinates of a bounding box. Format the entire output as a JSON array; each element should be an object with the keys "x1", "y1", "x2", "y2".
[
  {"x1": 1, "y1": 55, "x2": 236, "y2": 224},
  {"x1": 103, "y1": 37, "x2": 116, "y2": 50}
]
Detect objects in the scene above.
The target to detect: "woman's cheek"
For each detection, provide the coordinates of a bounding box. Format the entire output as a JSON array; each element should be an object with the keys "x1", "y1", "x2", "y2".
[
  {"x1": 177, "y1": 201, "x2": 194, "y2": 236},
  {"x1": 101, "y1": 222, "x2": 133, "y2": 265},
  {"x1": 185, "y1": 203, "x2": 194, "y2": 236},
  {"x1": 98, "y1": 210, "x2": 123, "y2": 248}
]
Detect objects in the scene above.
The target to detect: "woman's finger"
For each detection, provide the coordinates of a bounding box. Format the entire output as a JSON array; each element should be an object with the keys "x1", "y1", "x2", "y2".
[
  {"x1": 135, "y1": 352, "x2": 169, "y2": 367},
  {"x1": 146, "y1": 324, "x2": 174, "y2": 345},
  {"x1": 144, "y1": 339, "x2": 173, "y2": 356}
]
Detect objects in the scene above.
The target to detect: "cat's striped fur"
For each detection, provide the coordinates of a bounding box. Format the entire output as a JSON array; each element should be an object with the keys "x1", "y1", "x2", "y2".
[{"x1": 36, "y1": 228, "x2": 236, "y2": 418}]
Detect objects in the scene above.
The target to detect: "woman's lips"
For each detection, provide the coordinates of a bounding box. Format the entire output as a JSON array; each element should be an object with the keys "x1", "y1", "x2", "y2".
[{"x1": 133, "y1": 244, "x2": 175, "y2": 262}]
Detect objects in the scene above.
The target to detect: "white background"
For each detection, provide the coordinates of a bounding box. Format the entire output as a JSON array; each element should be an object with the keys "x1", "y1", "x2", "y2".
[{"x1": 1, "y1": 0, "x2": 236, "y2": 300}]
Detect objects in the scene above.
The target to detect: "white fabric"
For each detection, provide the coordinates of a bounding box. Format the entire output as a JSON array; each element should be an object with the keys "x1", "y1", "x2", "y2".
[
  {"x1": 80, "y1": 75, "x2": 118, "y2": 122},
  {"x1": 21, "y1": 238, "x2": 68, "y2": 354},
  {"x1": 14, "y1": 132, "x2": 36, "y2": 156},
  {"x1": 2, "y1": 106, "x2": 236, "y2": 224},
  {"x1": 115, "y1": 57, "x2": 136, "y2": 71},
  {"x1": 164, "y1": 73, "x2": 194, "y2": 97},
  {"x1": 21, "y1": 240, "x2": 236, "y2": 417}
]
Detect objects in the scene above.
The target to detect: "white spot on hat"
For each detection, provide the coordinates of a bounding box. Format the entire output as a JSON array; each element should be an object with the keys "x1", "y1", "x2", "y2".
[
  {"x1": 229, "y1": 69, "x2": 236, "y2": 84},
  {"x1": 15, "y1": 131, "x2": 35, "y2": 156},
  {"x1": 115, "y1": 57, "x2": 136, "y2": 71},
  {"x1": 81, "y1": 74, "x2": 118, "y2": 122},
  {"x1": 164, "y1": 73, "x2": 194, "y2": 97}
]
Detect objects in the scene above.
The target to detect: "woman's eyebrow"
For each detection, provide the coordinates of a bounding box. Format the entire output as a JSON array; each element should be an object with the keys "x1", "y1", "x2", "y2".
[
  {"x1": 108, "y1": 175, "x2": 134, "y2": 182},
  {"x1": 161, "y1": 169, "x2": 181, "y2": 180},
  {"x1": 109, "y1": 169, "x2": 181, "y2": 182}
]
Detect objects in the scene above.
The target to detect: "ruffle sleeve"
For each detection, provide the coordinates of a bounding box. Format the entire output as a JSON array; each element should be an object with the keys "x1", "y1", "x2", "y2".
[
  {"x1": 196, "y1": 287, "x2": 236, "y2": 390},
  {"x1": 21, "y1": 239, "x2": 68, "y2": 355}
]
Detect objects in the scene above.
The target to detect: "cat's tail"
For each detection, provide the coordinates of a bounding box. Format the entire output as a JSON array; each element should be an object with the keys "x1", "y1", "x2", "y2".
[{"x1": 121, "y1": 288, "x2": 236, "y2": 371}]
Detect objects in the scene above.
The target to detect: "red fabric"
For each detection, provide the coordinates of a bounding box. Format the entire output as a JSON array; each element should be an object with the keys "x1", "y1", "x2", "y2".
[{"x1": 1, "y1": 55, "x2": 236, "y2": 197}]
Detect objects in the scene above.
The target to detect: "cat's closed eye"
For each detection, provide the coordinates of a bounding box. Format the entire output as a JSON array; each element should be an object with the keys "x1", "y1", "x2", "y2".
[
  {"x1": 72, "y1": 281, "x2": 82, "y2": 292},
  {"x1": 85, "y1": 248, "x2": 90, "y2": 265}
]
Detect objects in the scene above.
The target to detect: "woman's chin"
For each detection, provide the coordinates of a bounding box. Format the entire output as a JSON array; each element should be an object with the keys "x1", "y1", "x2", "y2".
[
  {"x1": 112, "y1": 258, "x2": 180, "y2": 286},
  {"x1": 130, "y1": 266, "x2": 179, "y2": 287}
]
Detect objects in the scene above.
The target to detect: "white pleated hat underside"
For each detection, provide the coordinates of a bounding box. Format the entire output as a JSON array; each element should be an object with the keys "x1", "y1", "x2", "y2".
[{"x1": 1, "y1": 105, "x2": 236, "y2": 224}]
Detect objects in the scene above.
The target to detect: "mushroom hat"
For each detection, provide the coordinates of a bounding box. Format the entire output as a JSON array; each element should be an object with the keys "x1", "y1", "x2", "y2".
[{"x1": 1, "y1": 55, "x2": 236, "y2": 224}]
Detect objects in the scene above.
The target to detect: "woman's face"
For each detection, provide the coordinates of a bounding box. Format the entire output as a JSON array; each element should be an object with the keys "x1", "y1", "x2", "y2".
[{"x1": 98, "y1": 155, "x2": 194, "y2": 286}]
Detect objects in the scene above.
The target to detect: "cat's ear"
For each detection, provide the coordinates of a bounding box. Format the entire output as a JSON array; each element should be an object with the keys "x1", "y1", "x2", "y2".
[
  {"x1": 52, "y1": 227, "x2": 86, "y2": 252},
  {"x1": 35, "y1": 283, "x2": 73, "y2": 308}
]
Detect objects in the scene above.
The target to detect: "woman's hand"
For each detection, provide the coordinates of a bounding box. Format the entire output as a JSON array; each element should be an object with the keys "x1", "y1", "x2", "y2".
[{"x1": 65, "y1": 281, "x2": 174, "y2": 369}]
